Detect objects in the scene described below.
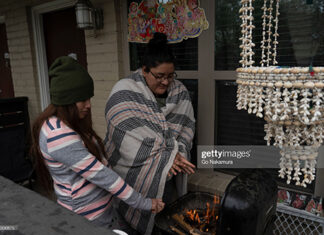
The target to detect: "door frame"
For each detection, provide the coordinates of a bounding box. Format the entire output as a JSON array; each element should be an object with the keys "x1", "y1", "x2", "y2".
[
  {"x1": 0, "y1": 15, "x2": 15, "y2": 98},
  {"x1": 31, "y1": 0, "x2": 75, "y2": 110}
]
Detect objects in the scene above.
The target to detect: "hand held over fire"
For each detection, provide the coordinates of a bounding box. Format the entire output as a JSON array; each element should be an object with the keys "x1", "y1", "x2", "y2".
[{"x1": 168, "y1": 153, "x2": 196, "y2": 177}]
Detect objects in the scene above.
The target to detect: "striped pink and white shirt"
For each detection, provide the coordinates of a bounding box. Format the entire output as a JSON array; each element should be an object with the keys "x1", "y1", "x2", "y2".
[{"x1": 39, "y1": 116, "x2": 151, "y2": 227}]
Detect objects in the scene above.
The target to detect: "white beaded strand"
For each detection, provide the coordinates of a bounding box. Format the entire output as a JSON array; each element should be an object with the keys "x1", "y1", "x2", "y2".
[
  {"x1": 260, "y1": 0, "x2": 268, "y2": 67},
  {"x1": 272, "y1": 0, "x2": 280, "y2": 65},
  {"x1": 266, "y1": 0, "x2": 274, "y2": 66},
  {"x1": 248, "y1": 0, "x2": 255, "y2": 66}
]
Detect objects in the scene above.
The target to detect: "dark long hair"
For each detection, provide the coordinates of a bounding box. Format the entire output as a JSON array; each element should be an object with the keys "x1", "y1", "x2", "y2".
[
  {"x1": 30, "y1": 104, "x2": 107, "y2": 195},
  {"x1": 142, "y1": 32, "x2": 176, "y2": 72}
]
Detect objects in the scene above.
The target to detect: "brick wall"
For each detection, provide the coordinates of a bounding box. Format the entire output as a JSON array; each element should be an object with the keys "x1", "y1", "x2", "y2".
[
  {"x1": 85, "y1": 0, "x2": 121, "y2": 138},
  {"x1": 0, "y1": 0, "x2": 121, "y2": 138}
]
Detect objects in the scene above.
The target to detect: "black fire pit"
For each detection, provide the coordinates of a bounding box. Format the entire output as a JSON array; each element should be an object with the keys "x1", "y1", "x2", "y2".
[
  {"x1": 218, "y1": 169, "x2": 278, "y2": 235},
  {"x1": 155, "y1": 169, "x2": 278, "y2": 235}
]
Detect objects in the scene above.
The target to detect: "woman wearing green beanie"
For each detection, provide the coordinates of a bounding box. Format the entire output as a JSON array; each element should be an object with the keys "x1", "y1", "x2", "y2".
[{"x1": 31, "y1": 56, "x2": 165, "y2": 230}]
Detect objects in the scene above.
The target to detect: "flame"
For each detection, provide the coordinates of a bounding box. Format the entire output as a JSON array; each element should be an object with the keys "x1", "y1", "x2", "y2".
[
  {"x1": 214, "y1": 195, "x2": 220, "y2": 204},
  {"x1": 211, "y1": 195, "x2": 220, "y2": 221},
  {"x1": 195, "y1": 213, "x2": 200, "y2": 223},
  {"x1": 186, "y1": 209, "x2": 195, "y2": 221},
  {"x1": 211, "y1": 206, "x2": 215, "y2": 218},
  {"x1": 183, "y1": 194, "x2": 221, "y2": 233},
  {"x1": 205, "y1": 202, "x2": 210, "y2": 223}
]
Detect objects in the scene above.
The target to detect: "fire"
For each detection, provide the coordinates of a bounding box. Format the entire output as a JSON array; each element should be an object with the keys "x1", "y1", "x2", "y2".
[
  {"x1": 195, "y1": 213, "x2": 201, "y2": 223},
  {"x1": 214, "y1": 195, "x2": 220, "y2": 204},
  {"x1": 206, "y1": 202, "x2": 210, "y2": 223},
  {"x1": 184, "y1": 194, "x2": 221, "y2": 233},
  {"x1": 186, "y1": 209, "x2": 195, "y2": 221},
  {"x1": 186, "y1": 209, "x2": 201, "y2": 223}
]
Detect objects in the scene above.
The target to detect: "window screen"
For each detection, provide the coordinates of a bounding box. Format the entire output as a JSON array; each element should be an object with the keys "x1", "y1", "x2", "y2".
[
  {"x1": 215, "y1": 0, "x2": 324, "y2": 70},
  {"x1": 129, "y1": 39, "x2": 198, "y2": 71},
  {"x1": 215, "y1": 81, "x2": 267, "y2": 145}
]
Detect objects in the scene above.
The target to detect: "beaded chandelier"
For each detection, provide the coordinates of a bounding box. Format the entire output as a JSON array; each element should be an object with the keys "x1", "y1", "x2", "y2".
[{"x1": 236, "y1": 0, "x2": 324, "y2": 187}]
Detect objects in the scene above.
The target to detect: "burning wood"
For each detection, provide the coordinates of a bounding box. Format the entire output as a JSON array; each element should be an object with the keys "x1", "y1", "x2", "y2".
[
  {"x1": 170, "y1": 195, "x2": 220, "y2": 235},
  {"x1": 171, "y1": 214, "x2": 200, "y2": 235},
  {"x1": 170, "y1": 225, "x2": 186, "y2": 235}
]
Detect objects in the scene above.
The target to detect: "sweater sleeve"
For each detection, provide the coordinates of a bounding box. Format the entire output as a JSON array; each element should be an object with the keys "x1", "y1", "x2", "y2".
[{"x1": 44, "y1": 123, "x2": 152, "y2": 211}]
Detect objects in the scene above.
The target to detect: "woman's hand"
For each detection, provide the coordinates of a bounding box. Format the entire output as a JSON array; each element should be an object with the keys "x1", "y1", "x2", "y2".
[
  {"x1": 151, "y1": 198, "x2": 165, "y2": 213},
  {"x1": 168, "y1": 153, "x2": 196, "y2": 177}
]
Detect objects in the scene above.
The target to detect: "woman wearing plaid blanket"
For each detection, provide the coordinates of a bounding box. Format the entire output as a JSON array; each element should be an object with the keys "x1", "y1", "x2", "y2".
[{"x1": 104, "y1": 33, "x2": 196, "y2": 235}]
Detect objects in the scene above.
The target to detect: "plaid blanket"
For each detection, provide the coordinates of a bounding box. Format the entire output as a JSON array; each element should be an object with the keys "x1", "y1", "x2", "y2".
[{"x1": 104, "y1": 69, "x2": 195, "y2": 234}]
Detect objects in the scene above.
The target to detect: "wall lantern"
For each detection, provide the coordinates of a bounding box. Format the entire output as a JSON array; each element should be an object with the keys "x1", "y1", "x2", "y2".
[{"x1": 75, "y1": 0, "x2": 103, "y2": 30}]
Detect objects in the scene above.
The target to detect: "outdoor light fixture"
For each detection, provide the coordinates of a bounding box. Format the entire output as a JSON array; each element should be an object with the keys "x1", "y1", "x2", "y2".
[{"x1": 75, "y1": 0, "x2": 103, "y2": 30}]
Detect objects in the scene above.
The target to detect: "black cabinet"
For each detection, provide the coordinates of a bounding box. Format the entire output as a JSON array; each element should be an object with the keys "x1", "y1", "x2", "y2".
[{"x1": 0, "y1": 97, "x2": 33, "y2": 184}]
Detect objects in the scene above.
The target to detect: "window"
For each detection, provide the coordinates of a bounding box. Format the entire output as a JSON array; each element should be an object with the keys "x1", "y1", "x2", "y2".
[
  {"x1": 215, "y1": 81, "x2": 266, "y2": 145},
  {"x1": 129, "y1": 38, "x2": 198, "y2": 71},
  {"x1": 214, "y1": 0, "x2": 324, "y2": 70},
  {"x1": 179, "y1": 79, "x2": 198, "y2": 165}
]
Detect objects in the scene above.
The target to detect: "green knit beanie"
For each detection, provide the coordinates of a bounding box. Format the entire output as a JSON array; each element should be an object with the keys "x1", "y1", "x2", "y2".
[{"x1": 49, "y1": 56, "x2": 94, "y2": 105}]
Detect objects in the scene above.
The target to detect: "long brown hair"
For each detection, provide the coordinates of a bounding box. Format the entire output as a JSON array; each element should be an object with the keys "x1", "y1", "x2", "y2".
[{"x1": 30, "y1": 103, "x2": 107, "y2": 195}]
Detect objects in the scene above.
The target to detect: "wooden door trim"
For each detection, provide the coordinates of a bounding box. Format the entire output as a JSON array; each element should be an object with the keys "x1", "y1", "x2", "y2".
[{"x1": 31, "y1": 0, "x2": 75, "y2": 110}]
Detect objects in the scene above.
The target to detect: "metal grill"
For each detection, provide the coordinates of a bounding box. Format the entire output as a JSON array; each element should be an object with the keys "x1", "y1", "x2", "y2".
[{"x1": 274, "y1": 204, "x2": 324, "y2": 235}]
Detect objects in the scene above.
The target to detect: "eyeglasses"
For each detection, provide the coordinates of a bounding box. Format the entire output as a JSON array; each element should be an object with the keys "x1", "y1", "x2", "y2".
[{"x1": 150, "y1": 71, "x2": 177, "y2": 82}]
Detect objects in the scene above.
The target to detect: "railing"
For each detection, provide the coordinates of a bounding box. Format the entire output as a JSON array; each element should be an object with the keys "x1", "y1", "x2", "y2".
[{"x1": 274, "y1": 203, "x2": 324, "y2": 235}]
